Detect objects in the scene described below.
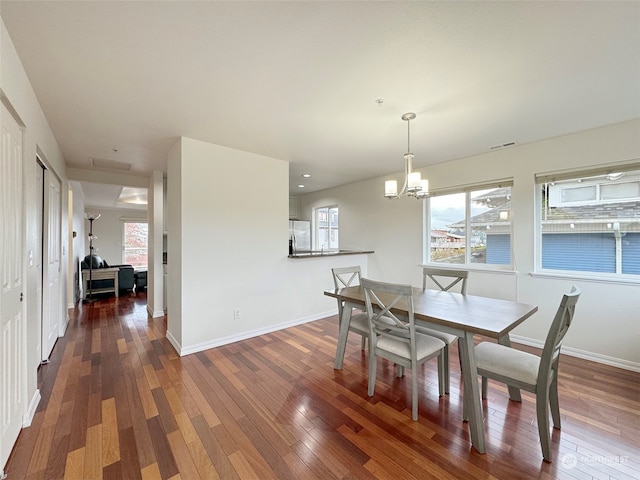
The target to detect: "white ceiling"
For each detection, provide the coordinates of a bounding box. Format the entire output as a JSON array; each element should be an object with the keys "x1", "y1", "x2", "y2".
[{"x1": 2, "y1": 1, "x2": 639, "y2": 208}]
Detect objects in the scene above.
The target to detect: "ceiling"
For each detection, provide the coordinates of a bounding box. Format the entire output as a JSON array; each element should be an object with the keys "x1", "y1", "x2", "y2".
[{"x1": 2, "y1": 1, "x2": 639, "y2": 209}]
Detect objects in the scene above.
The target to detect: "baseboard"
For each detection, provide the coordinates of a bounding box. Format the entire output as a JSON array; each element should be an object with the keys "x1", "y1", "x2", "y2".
[
  {"x1": 165, "y1": 330, "x2": 181, "y2": 356},
  {"x1": 23, "y1": 389, "x2": 41, "y2": 427},
  {"x1": 179, "y1": 309, "x2": 336, "y2": 357},
  {"x1": 60, "y1": 313, "x2": 70, "y2": 336},
  {"x1": 147, "y1": 304, "x2": 165, "y2": 318},
  {"x1": 510, "y1": 335, "x2": 640, "y2": 373}
]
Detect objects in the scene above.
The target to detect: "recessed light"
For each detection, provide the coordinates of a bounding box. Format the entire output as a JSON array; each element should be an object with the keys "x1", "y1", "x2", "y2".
[
  {"x1": 297, "y1": 184, "x2": 305, "y2": 188},
  {"x1": 302, "y1": 173, "x2": 311, "y2": 178}
]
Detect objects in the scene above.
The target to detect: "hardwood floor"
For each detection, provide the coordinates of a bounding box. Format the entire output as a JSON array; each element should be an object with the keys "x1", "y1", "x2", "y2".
[{"x1": 5, "y1": 293, "x2": 639, "y2": 479}]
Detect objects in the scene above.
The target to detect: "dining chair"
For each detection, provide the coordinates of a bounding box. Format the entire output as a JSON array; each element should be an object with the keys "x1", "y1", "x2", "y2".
[
  {"x1": 417, "y1": 267, "x2": 469, "y2": 393},
  {"x1": 422, "y1": 267, "x2": 468, "y2": 294},
  {"x1": 331, "y1": 266, "x2": 369, "y2": 351},
  {"x1": 474, "y1": 286, "x2": 581, "y2": 462},
  {"x1": 361, "y1": 278, "x2": 446, "y2": 421}
]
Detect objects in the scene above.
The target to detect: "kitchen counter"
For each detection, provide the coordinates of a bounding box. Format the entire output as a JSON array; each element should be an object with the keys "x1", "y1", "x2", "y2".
[{"x1": 288, "y1": 249, "x2": 374, "y2": 258}]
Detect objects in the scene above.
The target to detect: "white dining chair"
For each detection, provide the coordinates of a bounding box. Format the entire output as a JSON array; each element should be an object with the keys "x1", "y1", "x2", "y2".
[
  {"x1": 417, "y1": 267, "x2": 469, "y2": 393},
  {"x1": 331, "y1": 266, "x2": 369, "y2": 351},
  {"x1": 474, "y1": 286, "x2": 581, "y2": 462},
  {"x1": 361, "y1": 278, "x2": 446, "y2": 421}
]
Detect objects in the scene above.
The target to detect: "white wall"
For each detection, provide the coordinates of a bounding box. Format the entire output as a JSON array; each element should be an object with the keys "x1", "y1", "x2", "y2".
[
  {"x1": 166, "y1": 137, "x2": 371, "y2": 355},
  {"x1": 69, "y1": 184, "x2": 87, "y2": 303},
  {"x1": 299, "y1": 120, "x2": 640, "y2": 370},
  {"x1": 81, "y1": 208, "x2": 147, "y2": 265},
  {"x1": 1, "y1": 17, "x2": 69, "y2": 419},
  {"x1": 148, "y1": 171, "x2": 164, "y2": 318}
]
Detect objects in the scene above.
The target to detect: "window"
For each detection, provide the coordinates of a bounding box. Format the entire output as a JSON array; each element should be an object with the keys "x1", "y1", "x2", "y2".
[
  {"x1": 316, "y1": 206, "x2": 338, "y2": 250},
  {"x1": 426, "y1": 182, "x2": 513, "y2": 268},
  {"x1": 536, "y1": 164, "x2": 640, "y2": 277},
  {"x1": 123, "y1": 221, "x2": 148, "y2": 268}
]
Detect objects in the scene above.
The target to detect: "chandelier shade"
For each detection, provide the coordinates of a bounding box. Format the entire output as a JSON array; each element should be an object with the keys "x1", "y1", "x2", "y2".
[{"x1": 384, "y1": 112, "x2": 429, "y2": 200}]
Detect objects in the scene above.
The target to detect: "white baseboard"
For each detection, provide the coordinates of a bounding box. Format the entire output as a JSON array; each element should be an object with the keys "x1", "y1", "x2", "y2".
[
  {"x1": 165, "y1": 330, "x2": 181, "y2": 355},
  {"x1": 147, "y1": 304, "x2": 165, "y2": 318},
  {"x1": 178, "y1": 309, "x2": 336, "y2": 357},
  {"x1": 510, "y1": 335, "x2": 640, "y2": 373},
  {"x1": 60, "y1": 314, "x2": 69, "y2": 337},
  {"x1": 23, "y1": 389, "x2": 41, "y2": 427}
]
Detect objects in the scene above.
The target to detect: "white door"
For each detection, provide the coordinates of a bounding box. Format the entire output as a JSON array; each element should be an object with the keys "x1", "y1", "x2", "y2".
[
  {"x1": 41, "y1": 168, "x2": 61, "y2": 361},
  {"x1": 1, "y1": 101, "x2": 25, "y2": 473}
]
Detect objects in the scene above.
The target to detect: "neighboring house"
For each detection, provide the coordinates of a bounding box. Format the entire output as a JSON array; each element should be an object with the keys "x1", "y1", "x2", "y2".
[
  {"x1": 444, "y1": 178, "x2": 640, "y2": 273},
  {"x1": 430, "y1": 229, "x2": 463, "y2": 248},
  {"x1": 445, "y1": 188, "x2": 513, "y2": 265},
  {"x1": 540, "y1": 173, "x2": 640, "y2": 274}
]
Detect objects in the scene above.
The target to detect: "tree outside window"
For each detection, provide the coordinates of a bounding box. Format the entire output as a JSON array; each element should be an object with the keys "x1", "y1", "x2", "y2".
[{"x1": 123, "y1": 221, "x2": 148, "y2": 268}]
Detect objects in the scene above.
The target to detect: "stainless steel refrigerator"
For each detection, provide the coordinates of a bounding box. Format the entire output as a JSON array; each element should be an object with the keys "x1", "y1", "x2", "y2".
[{"x1": 289, "y1": 220, "x2": 311, "y2": 252}]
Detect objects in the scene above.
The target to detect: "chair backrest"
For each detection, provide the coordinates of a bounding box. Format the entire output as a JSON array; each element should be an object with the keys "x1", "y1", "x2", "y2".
[
  {"x1": 537, "y1": 286, "x2": 581, "y2": 386},
  {"x1": 361, "y1": 278, "x2": 415, "y2": 343},
  {"x1": 332, "y1": 266, "x2": 362, "y2": 289},
  {"x1": 422, "y1": 267, "x2": 468, "y2": 294}
]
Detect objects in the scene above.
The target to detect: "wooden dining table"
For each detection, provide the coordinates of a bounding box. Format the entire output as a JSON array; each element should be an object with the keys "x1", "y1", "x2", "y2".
[{"x1": 324, "y1": 285, "x2": 538, "y2": 454}]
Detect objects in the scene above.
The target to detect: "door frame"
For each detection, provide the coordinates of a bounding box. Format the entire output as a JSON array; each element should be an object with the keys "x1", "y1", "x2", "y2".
[{"x1": 39, "y1": 158, "x2": 63, "y2": 363}]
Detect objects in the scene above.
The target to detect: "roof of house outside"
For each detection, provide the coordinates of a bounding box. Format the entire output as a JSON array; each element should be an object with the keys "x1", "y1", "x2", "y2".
[{"x1": 445, "y1": 199, "x2": 639, "y2": 231}]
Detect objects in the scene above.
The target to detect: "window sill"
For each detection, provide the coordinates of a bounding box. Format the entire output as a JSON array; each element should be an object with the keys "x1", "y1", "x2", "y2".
[
  {"x1": 419, "y1": 264, "x2": 517, "y2": 275},
  {"x1": 530, "y1": 270, "x2": 640, "y2": 286}
]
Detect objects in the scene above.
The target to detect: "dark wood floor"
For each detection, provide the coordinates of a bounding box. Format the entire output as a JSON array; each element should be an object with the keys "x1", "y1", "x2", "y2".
[{"x1": 5, "y1": 292, "x2": 639, "y2": 480}]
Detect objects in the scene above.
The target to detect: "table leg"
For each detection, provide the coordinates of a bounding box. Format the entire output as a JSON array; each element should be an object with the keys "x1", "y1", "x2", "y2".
[
  {"x1": 459, "y1": 332, "x2": 486, "y2": 454},
  {"x1": 498, "y1": 335, "x2": 522, "y2": 402},
  {"x1": 333, "y1": 302, "x2": 354, "y2": 370}
]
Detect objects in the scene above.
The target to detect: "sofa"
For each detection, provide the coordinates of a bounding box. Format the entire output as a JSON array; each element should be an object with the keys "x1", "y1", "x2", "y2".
[{"x1": 81, "y1": 254, "x2": 135, "y2": 293}]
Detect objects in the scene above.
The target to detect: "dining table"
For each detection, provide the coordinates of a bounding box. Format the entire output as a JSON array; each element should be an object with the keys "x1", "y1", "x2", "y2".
[{"x1": 324, "y1": 285, "x2": 538, "y2": 454}]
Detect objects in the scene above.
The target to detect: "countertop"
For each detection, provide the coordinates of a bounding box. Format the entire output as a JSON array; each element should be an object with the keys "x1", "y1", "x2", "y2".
[{"x1": 288, "y1": 249, "x2": 374, "y2": 258}]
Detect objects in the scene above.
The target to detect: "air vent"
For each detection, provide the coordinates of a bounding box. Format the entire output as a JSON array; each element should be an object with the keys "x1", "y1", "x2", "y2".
[
  {"x1": 489, "y1": 141, "x2": 518, "y2": 151},
  {"x1": 90, "y1": 157, "x2": 133, "y2": 171}
]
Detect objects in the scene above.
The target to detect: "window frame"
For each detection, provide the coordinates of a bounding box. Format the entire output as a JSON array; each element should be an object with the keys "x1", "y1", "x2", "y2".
[
  {"x1": 314, "y1": 205, "x2": 339, "y2": 251},
  {"x1": 423, "y1": 179, "x2": 514, "y2": 271},
  {"x1": 534, "y1": 162, "x2": 640, "y2": 283}
]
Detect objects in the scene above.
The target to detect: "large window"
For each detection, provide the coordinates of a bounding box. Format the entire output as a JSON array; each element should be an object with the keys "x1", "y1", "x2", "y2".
[
  {"x1": 426, "y1": 182, "x2": 512, "y2": 268},
  {"x1": 316, "y1": 206, "x2": 338, "y2": 250},
  {"x1": 537, "y1": 164, "x2": 640, "y2": 277},
  {"x1": 123, "y1": 221, "x2": 148, "y2": 268}
]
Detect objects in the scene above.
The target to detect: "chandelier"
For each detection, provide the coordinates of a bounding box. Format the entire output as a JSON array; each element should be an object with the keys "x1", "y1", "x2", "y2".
[{"x1": 384, "y1": 112, "x2": 429, "y2": 199}]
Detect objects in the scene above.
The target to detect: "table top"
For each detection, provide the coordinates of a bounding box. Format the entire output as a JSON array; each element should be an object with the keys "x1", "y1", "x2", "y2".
[{"x1": 325, "y1": 286, "x2": 538, "y2": 338}]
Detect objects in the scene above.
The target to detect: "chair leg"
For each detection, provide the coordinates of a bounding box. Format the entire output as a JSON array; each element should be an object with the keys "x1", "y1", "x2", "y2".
[
  {"x1": 549, "y1": 369, "x2": 561, "y2": 429},
  {"x1": 443, "y1": 345, "x2": 450, "y2": 394},
  {"x1": 437, "y1": 352, "x2": 445, "y2": 397},
  {"x1": 412, "y1": 360, "x2": 419, "y2": 421},
  {"x1": 481, "y1": 377, "x2": 488, "y2": 399},
  {"x1": 396, "y1": 365, "x2": 405, "y2": 377},
  {"x1": 536, "y1": 387, "x2": 553, "y2": 462},
  {"x1": 360, "y1": 335, "x2": 366, "y2": 351},
  {"x1": 367, "y1": 352, "x2": 377, "y2": 397}
]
